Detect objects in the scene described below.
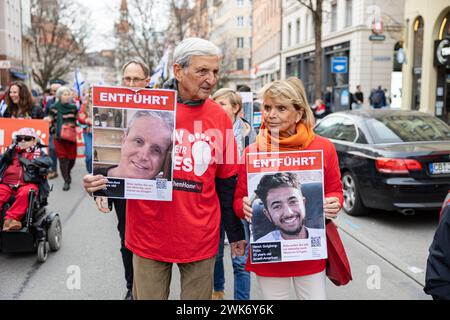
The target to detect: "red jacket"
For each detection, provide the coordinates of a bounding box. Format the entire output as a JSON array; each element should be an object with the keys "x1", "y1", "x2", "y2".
[
  {"x1": 2, "y1": 147, "x2": 41, "y2": 186},
  {"x1": 233, "y1": 135, "x2": 343, "y2": 277}
]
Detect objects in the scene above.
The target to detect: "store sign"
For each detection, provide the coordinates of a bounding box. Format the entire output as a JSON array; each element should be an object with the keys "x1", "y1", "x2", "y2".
[
  {"x1": 435, "y1": 39, "x2": 450, "y2": 67},
  {"x1": 369, "y1": 34, "x2": 386, "y2": 41},
  {"x1": 0, "y1": 60, "x2": 11, "y2": 69},
  {"x1": 331, "y1": 57, "x2": 348, "y2": 74}
]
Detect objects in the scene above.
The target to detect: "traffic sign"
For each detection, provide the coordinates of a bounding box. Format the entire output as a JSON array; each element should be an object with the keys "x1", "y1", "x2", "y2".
[
  {"x1": 331, "y1": 56, "x2": 348, "y2": 74},
  {"x1": 369, "y1": 34, "x2": 386, "y2": 41}
]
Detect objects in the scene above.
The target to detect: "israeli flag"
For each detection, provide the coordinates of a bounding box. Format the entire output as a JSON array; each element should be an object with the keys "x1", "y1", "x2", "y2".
[
  {"x1": 0, "y1": 99, "x2": 7, "y2": 117},
  {"x1": 149, "y1": 49, "x2": 169, "y2": 88},
  {"x1": 73, "y1": 69, "x2": 85, "y2": 97}
]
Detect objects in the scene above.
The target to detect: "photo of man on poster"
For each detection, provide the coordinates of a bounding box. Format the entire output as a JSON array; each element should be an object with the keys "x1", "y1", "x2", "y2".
[{"x1": 252, "y1": 172, "x2": 323, "y2": 242}]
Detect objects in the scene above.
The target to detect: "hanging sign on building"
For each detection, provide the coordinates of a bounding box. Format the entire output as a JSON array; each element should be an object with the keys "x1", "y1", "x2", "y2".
[
  {"x1": 369, "y1": 34, "x2": 386, "y2": 41},
  {"x1": 0, "y1": 60, "x2": 11, "y2": 69},
  {"x1": 331, "y1": 56, "x2": 348, "y2": 74},
  {"x1": 435, "y1": 39, "x2": 450, "y2": 67}
]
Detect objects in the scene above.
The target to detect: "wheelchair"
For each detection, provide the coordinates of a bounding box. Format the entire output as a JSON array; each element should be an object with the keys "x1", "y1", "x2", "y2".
[{"x1": 0, "y1": 188, "x2": 62, "y2": 263}]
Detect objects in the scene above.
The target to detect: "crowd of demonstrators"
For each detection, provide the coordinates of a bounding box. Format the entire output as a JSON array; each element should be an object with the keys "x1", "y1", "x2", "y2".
[
  {"x1": 90, "y1": 58, "x2": 152, "y2": 300},
  {"x1": 45, "y1": 86, "x2": 78, "y2": 191},
  {"x1": 233, "y1": 77, "x2": 343, "y2": 300},
  {"x1": 83, "y1": 38, "x2": 246, "y2": 300},
  {"x1": 211, "y1": 88, "x2": 256, "y2": 300}
]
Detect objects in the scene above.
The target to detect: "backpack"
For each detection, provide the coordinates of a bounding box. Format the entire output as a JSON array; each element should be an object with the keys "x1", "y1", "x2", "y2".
[{"x1": 373, "y1": 91, "x2": 383, "y2": 105}]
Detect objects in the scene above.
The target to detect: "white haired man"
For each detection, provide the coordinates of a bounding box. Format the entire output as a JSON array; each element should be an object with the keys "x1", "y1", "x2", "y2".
[{"x1": 83, "y1": 38, "x2": 246, "y2": 299}]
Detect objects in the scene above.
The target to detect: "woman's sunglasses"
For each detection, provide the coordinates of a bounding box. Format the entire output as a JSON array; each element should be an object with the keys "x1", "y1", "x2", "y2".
[{"x1": 16, "y1": 136, "x2": 35, "y2": 142}]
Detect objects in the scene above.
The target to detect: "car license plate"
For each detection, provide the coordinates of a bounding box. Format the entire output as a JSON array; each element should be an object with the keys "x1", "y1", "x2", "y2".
[{"x1": 429, "y1": 162, "x2": 450, "y2": 175}]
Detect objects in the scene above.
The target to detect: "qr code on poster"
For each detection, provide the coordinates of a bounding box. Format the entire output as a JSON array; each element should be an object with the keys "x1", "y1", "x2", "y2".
[
  {"x1": 156, "y1": 178, "x2": 167, "y2": 190},
  {"x1": 311, "y1": 237, "x2": 321, "y2": 247}
]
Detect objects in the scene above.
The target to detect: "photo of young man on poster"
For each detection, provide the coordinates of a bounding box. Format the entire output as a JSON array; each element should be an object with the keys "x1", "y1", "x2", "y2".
[{"x1": 253, "y1": 172, "x2": 323, "y2": 242}]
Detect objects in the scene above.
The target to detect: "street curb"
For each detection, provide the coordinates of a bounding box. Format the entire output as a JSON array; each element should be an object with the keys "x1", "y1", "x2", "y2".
[{"x1": 335, "y1": 217, "x2": 426, "y2": 288}]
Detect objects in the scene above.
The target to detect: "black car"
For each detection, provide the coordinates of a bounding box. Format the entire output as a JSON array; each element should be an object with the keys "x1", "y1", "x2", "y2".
[{"x1": 313, "y1": 110, "x2": 450, "y2": 216}]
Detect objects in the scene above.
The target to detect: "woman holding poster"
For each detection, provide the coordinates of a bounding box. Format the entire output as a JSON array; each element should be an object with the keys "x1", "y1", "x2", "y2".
[{"x1": 233, "y1": 77, "x2": 343, "y2": 300}]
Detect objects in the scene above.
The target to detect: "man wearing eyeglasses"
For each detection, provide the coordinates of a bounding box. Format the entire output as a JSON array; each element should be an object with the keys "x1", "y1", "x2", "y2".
[
  {"x1": 0, "y1": 128, "x2": 51, "y2": 231},
  {"x1": 89, "y1": 58, "x2": 150, "y2": 300},
  {"x1": 121, "y1": 59, "x2": 151, "y2": 88}
]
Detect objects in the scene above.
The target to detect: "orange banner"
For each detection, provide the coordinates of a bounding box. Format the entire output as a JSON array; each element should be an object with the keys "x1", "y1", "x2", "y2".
[{"x1": 0, "y1": 118, "x2": 50, "y2": 154}]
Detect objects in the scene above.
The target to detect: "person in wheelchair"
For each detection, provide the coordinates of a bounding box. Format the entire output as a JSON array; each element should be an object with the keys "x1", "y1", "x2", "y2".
[{"x1": 0, "y1": 127, "x2": 51, "y2": 232}]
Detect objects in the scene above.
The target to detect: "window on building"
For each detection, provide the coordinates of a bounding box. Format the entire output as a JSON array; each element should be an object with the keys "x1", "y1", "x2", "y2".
[
  {"x1": 288, "y1": 22, "x2": 292, "y2": 47},
  {"x1": 345, "y1": 0, "x2": 352, "y2": 27},
  {"x1": 237, "y1": 16, "x2": 244, "y2": 27},
  {"x1": 331, "y1": 2, "x2": 337, "y2": 32},
  {"x1": 237, "y1": 0, "x2": 244, "y2": 6},
  {"x1": 248, "y1": 58, "x2": 252, "y2": 70},
  {"x1": 237, "y1": 37, "x2": 244, "y2": 48},
  {"x1": 237, "y1": 58, "x2": 244, "y2": 70},
  {"x1": 296, "y1": 19, "x2": 301, "y2": 44},
  {"x1": 412, "y1": 16, "x2": 424, "y2": 111},
  {"x1": 305, "y1": 14, "x2": 309, "y2": 41}
]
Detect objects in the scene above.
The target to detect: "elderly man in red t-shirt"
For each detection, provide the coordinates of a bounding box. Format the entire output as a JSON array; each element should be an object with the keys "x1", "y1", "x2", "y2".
[{"x1": 83, "y1": 38, "x2": 246, "y2": 300}]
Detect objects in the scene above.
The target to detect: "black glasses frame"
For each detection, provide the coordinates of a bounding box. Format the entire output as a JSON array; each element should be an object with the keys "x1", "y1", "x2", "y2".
[{"x1": 16, "y1": 136, "x2": 35, "y2": 142}]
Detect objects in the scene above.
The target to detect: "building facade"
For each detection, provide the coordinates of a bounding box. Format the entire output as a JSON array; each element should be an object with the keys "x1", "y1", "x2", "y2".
[
  {"x1": 21, "y1": 0, "x2": 33, "y2": 89},
  {"x1": 80, "y1": 50, "x2": 117, "y2": 87},
  {"x1": 185, "y1": 0, "x2": 209, "y2": 39},
  {"x1": 252, "y1": 0, "x2": 282, "y2": 91},
  {"x1": 282, "y1": 0, "x2": 404, "y2": 110},
  {"x1": 402, "y1": 0, "x2": 450, "y2": 124},
  {"x1": 208, "y1": 0, "x2": 253, "y2": 90},
  {"x1": 0, "y1": 0, "x2": 26, "y2": 89}
]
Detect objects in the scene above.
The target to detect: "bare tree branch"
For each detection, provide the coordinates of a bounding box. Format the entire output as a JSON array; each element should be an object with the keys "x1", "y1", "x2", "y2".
[
  {"x1": 116, "y1": 0, "x2": 166, "y2": 73},
  {"x1": 31, "y1": 0, "x2": 90, "y2": 91}
]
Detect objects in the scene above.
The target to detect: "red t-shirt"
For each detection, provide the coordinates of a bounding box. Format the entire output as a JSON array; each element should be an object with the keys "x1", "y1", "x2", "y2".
[
  {"x1": 125, "y1": 99, "x2": 238, "y2": 263},
  {"x1": 233, "y1": 135, "x2": 343, "y2": 277}
]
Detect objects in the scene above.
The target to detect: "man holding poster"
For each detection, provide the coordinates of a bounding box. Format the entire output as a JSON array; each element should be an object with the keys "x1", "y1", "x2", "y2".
[
  {"x1": 89, "y1": 59, "x2": 152, "y2": 300},
  {"x1": 91, "y1": 86, "x2": 176, "y2": 201},
  {"x1": 233, "y1": 77, "x2": 343, "y2": 300}
]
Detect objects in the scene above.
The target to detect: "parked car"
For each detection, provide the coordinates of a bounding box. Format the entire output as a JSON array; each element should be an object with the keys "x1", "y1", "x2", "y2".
[{"x1": 313, "y1": 110, "x2": 450, "y2": 216}]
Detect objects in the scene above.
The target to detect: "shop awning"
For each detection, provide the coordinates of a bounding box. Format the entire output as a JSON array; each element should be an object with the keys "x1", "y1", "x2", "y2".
[{"x1": 10, "y1": 69, "x2": 28, "y2": 80}]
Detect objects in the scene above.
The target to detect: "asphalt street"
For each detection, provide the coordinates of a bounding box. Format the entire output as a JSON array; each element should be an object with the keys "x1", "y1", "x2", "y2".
[{"x1": 0, "y1": 162, "x2": 435, "y2": 300}]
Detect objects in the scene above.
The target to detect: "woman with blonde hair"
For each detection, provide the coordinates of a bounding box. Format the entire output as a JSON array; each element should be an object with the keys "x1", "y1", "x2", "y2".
[{"x1": 233, "y1": 77, "x2": 343, "y2": 300}]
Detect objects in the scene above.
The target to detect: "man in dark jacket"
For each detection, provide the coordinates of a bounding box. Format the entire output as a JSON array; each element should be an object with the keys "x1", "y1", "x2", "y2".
[
  {"x1": 0, "y1": 128, "x2": 51, "y2": 231},
  {"x1": 424, "y1": 197, "x2": 450, "y2": 300}
]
